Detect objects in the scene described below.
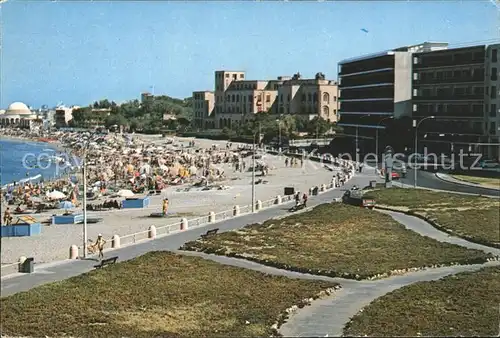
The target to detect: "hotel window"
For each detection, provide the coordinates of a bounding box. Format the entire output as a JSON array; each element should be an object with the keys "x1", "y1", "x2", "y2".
[
  {"x1": 413, "y1": 104, "x2": 418, "y2": 112},
  {"x1": 287, "y1": 94, "x2": 290, "y2": 102},
  {"x1": 266, "y1": 95, "x2": 270, "y2": 103},
  {"x1": 491, "y1": 104, "x2": 497, "y2": 117},
  {"x1": 492, "y1": 49, "x2": 498, "y2": 62},
  {"x1": 492, "y1": 67, "x2": 498, "y2": 81},
  {"x1": 236, "y1": 95, "x2": 239, "y2": 102},
  {"x1": 334, "y1": 96, "x2": 337, "y2": 101},
  {"x1": 225, "y1": 74, "x2": 229, "y2": 78},
  {"x1": 492, "y1": 86, "x2": 497, "y2": 99},
  {"x1": 302, "y1": 94, "x2": 306, "y2": 102},
  {"x1": 240, "y1": 74, "x2": 244, "y2": 78},
  {"x1": 233, "y1": 74, "x2": 237, "y2": 80},
  {"x1": 413, "y1": 89, "x2": 418, "y2": 97},
  {"x1": 413, "y1": 73, "x2": 419, "y2": 81},
  {"x1": 413, "y1": 57, "x2": 419, "y2": 64}
]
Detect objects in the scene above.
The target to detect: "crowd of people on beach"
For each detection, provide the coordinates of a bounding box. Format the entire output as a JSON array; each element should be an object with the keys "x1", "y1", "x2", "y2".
[{"x1": 0, "y1": 128, "x2": 271, "y2": 227}]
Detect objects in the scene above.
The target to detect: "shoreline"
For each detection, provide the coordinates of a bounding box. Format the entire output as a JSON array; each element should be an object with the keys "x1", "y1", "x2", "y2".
[{"x1": 0, "y1": 135, "x2": 72, "y2": 188}]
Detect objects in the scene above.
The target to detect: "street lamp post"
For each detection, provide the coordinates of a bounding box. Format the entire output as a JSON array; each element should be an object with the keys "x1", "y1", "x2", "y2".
[
  {"x1": 251, "y1": 123, "x2": 261, "y2": 213},
  {"x1": 355, "y1": 114, "x2": 371, "y2": 162},
  {"x1": 276, "y1": 118, "x2": 282, "y2": 152},
  {"x1": 251, "y1": 131, "x2": 257, "y2": 213},
  {"x1": 413, "y1": 116, "x2": 435, "y2": 188},
  {"x1": 82, "y1": 151, "x2": 88, "y2": 258},
  {"x1": 375, "y1": 116, "x2": 394, "y2": 173}
]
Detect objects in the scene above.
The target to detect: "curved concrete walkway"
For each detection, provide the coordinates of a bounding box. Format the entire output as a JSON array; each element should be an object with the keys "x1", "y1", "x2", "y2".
[{"x1": 177, "y1": 208, "x2": 500, "y2": 337}]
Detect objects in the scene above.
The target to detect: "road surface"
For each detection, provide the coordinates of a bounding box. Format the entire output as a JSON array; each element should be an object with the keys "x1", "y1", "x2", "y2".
[{"x1": 401, "y1": 169, "x2": 499, "y2": 197}]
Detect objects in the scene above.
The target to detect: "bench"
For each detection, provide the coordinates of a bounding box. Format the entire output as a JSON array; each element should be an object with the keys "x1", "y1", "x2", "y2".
[
  {"x1": 94, "y1": 256, "x2": 118, "y2": 269},
  {"x1": 201, "y1": 228, "x2": 219, "y2": 239}
]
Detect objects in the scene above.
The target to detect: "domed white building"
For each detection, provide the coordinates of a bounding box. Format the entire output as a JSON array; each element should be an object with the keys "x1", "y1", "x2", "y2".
[{"x1": 0, "y1": 102, "x2": 40, "y2": 128}]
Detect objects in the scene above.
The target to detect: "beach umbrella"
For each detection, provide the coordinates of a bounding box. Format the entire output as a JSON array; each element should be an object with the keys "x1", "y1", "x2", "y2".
[
  {"x1": 116, "y1": 189, "x2": 134, "y2": 198},
  {"x1": 46, "y1": 190, "x2": 66, "y2": 200},
  {"x1": 59, "y1": 201, "x2": 74, "y2": 209}
]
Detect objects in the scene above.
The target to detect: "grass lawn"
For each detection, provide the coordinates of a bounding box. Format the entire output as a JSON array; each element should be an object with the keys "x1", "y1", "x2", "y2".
[
  {"x1": 0, "y1": 252, "x2": 338, "y2": 337},
  {"x1": 451, "y1": 174, "x2": 500, "y2": 187},
  {"x1": 180, "y1": 203, "x2": 493, "y2": 280},
  {"x1": 344, "y1": 266, "x2": 500, "y2": 337},
  {"x1": 369, "y1": 188, "x2": 500, "y2": 247}
]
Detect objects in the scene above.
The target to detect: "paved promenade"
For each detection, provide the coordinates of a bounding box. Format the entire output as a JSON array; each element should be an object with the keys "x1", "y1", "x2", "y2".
[{"x1": 1, "y1": 170, "x2": 378, "y2": 296}]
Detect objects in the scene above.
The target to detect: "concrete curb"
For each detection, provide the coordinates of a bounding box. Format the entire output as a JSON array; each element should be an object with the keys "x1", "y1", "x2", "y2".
[
  {"x1": 434, "y1": 173, "x2": 500, "y2": 192},
  {"x1": 375, "y1": 205, "x2": 500, "y2": 250}
]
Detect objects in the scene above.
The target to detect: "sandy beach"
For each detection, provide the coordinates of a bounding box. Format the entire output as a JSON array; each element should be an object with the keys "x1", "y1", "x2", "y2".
[{"x1": 1, "y1": 134, "x2": 345, "y2": 268}]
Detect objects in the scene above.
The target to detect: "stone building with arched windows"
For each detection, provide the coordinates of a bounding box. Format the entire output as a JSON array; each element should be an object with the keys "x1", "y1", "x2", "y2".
[
  {"x1": 0, "y1": 102, "x2": 41, "y2": 129},
  {"x1": 192, "y1": 70, "x2": 339, "y2": 130}
]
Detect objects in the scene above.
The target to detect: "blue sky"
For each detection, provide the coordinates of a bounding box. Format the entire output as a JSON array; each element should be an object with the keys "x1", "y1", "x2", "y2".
[{"x1": 1, "y1": 0, "x2": 498, "y2": 108}]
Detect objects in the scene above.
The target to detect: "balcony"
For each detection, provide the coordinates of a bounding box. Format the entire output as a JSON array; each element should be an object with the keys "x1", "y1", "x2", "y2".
[
  {"x1": 413, "y1": 75, "x2": 485, "y2": 86},
  {"x1": 414, "y1": 50, "x2": 486, "y2": 70},
  {"x1": 340, "y1": 86, "x2": 394, "y2": 100},
  {"x1": 338, "y1": 114, "x2": 394, "y2": 128},
  {"x1": 340, "y1": 70, "x2": 394, "y2": 87},
  {"x1": 413, "y1": 94, "x2": 484, "y2": 102},
  {"x1": 339, "y1": 55, "x2": 395, "y2": 76},
  {"x1": 340, "y1": 100, "x2": 394, "y2": 113}
]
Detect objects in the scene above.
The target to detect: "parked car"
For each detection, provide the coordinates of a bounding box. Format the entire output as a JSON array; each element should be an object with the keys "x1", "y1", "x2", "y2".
[
  {"x1": 342, "y1": 190, "x2": 376, "y2": 209},
  {"x1": 391, "y1": 171, "x2": 401, "y2": 180}
]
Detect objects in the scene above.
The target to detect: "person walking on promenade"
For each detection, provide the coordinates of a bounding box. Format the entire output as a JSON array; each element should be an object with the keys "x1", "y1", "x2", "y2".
[
  {"x1": 302, "y1": 193, "x2": 308, "y2": 207},
  {"x1": 162, "y1": 198, "x2": 169, "y2": 216},
  {"x1": 96, "y1": 234, "x2": 106, "y2": 260}
]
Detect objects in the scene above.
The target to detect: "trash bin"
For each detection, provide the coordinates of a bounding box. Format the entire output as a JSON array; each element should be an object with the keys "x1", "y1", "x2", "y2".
[
  {"x1": 370, "y1": 180, "x2": 377, "y2": 188},
  {"x1": 19, "y1": 257, "x2": 34, "y2": 273},
  {"x1": 284, "y1": 187, "x2": 295, "y2": 196}
]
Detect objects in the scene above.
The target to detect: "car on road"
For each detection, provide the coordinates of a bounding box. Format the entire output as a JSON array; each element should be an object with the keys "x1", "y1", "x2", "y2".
[
  {"x1": 479, "y1": 159, "x2": 500, "y2": 169},
  {"x1": 391, "y1": 171, "x2": 401, "y2": 180}
]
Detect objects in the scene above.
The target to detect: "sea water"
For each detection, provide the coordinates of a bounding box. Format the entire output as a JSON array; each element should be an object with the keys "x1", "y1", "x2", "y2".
[{"x1": 0, "y1": 139, "x2": 67, "y2": 187}]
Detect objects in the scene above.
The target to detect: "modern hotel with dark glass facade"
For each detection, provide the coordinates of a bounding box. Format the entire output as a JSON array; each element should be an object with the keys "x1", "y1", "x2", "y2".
[
  {"x1": 338, "y1": 41, "x2": 500, "y2": 158},
  {"x1": 412, "y1": 43, "x2": 500, "y2": 157},
  {"x1": 337, "y1": 42, "x2": 448, "y2": 155}
]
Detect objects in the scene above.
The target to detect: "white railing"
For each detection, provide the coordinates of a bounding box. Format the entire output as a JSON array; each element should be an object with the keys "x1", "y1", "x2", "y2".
[
  {"x1": 1, "y1": 262, "x2": 19, "y2": 277},
  {"x1": 91, "y1": 156, "x2": 356, "y2": 255},
  {"x1": 4, "y1": 151, "x2": 358, "y2": 272}
]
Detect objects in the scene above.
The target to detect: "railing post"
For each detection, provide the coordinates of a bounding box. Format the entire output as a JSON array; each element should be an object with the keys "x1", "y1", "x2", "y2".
[
  {"x1": 208, "y1": 211, "x2": 215, "y2": 223},
  {"x1": 256, "y1": 200, "x2": 262, "y2": 211},
  {"x1": 69, "y1": 245, "x2": 78, "y2": 259},
  {"x1": 148, "y1": 226, "x2": 157, "y2": 239},
  {"x1": 180, "y1": 218, "x2": 188, "y2": 230},
  {"x1": 112, "y1": 235, "x2": 121, "y2": 248},
  {"x1": 275, "y1": 195, "x2": 282, "y2": 205}
]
